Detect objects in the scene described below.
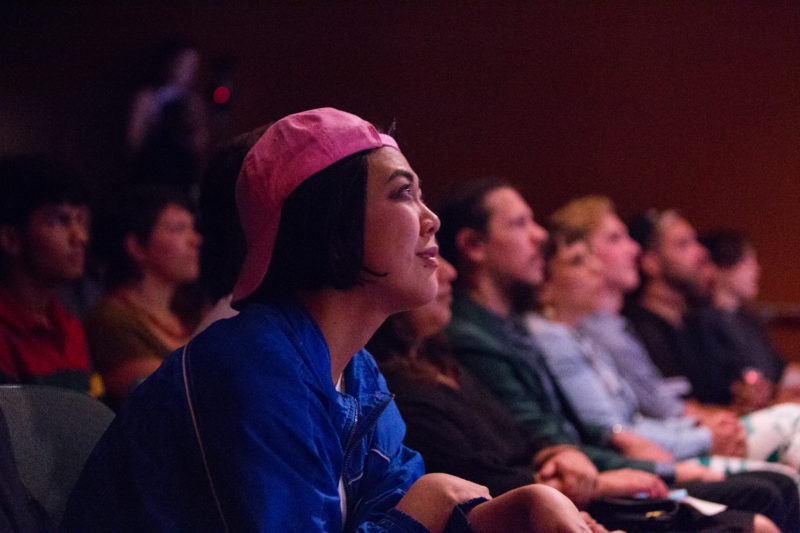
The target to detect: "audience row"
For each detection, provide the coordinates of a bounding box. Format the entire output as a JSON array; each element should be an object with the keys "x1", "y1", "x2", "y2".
[{"x1": 1, "y1": 108, "x2": 798, "y2": 531}]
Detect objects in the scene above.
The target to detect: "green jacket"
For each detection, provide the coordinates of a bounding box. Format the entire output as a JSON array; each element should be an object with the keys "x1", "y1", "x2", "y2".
[{"x1": 446, "y1": 291, "x2": 670, "y2": 477}]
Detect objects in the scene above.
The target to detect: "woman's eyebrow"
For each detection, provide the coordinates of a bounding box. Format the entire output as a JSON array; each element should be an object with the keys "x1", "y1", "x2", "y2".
[{"x1": 387, "y1": 169, "x2": 415, "y2": 183}]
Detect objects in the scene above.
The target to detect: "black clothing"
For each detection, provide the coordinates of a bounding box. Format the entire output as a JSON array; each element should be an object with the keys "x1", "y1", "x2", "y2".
[
  {"x1": 384, "y1": 369, "x2": 541, "y2": 496},
  {"x1": 695, "y1": 307, "x2": 786, "y2": 383},
  {"x1": 626, "y1": 305, "x2": 739, "y2": 405}
]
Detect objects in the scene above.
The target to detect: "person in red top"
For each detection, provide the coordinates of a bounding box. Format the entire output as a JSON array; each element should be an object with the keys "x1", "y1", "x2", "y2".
[{"x1": 0, "y1": 155, "x2": 93, "y2": 393}]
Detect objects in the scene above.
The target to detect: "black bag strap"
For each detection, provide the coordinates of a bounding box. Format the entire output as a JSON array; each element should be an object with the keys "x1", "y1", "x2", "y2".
[{"x1": 182, "y1": 343, "x2": 230, "y2": 533}]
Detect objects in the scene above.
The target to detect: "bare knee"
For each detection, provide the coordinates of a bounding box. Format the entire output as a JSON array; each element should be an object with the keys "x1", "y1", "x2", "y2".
[{"x1": 753, "y1": 513, "x2": 780, "y2": 533}]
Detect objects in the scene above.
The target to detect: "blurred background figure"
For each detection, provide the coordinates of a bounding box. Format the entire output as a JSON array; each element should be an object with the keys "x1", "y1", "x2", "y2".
[
  {"x1": 86, "y1": 186, "x2": 202, "y2": 409},
  {"x1": 0, "y1": 155, "x2": 95, "y2": 395},
  {"x1": 126, "y1": 38, "x2": 210, "y2": 201},
  {"x1": 700, "y1": 229, "x2": 800, "y2": 403}
]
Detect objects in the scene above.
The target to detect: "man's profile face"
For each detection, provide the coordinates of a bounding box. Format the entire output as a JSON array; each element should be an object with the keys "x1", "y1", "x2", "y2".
[
  {"x1": 480, "y1": 187, "x2": 548, "y2": 290},
  {"x1": 654, "y1": 217, "x2": 710, "y2": 297},
  {"x1": 20, "y1": 203, "x2": 90, "y2": 284}
]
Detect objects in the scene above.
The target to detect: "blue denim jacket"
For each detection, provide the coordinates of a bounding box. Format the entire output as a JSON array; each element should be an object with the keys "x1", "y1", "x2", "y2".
[{"x1": 61, "y1": 300, "x2": 430, "y2": 532}]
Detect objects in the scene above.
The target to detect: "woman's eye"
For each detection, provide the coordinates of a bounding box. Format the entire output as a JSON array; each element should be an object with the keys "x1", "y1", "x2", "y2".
[{"x1": 392, "y1": 183, "x2": 415, "y2": 199}]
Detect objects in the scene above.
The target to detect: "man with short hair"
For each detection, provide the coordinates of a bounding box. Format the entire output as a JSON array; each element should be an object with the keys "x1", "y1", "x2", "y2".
[{"x1": 0, "y1": 155, "x2": 93, "y2": 393}]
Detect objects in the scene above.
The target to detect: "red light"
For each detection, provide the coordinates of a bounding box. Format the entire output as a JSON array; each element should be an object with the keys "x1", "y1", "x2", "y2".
[{"x1": 213, "y1": 86, "x2": 231, "y2": 104}]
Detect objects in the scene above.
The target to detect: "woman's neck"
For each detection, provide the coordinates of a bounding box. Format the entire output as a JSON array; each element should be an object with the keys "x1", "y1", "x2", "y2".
[
  {"x1": 298, "y1": 288, "x2": 389, "y2": 385},
  {"x1": 595, "y1": 284, "x2": 625, "y2": 314},
  {"x1": 545, "y1": 304, "x2": 582, "y2": 328}
]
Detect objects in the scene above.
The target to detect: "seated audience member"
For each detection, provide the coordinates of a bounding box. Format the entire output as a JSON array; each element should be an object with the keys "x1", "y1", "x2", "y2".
[
  {"x1": 0, "y1": 155, "x2": 93, "y2": 393},
  {"x1": 700, "y1": 228, "x2": 800, "y2": 401},
  {"x1": 85, "y1": 186, "x2": 201, "y2": 408},
  {"x1": 370, "y1": 259, "x2": 618, "y2": 531},
  {"x1": 62, "y1": 108, "x2": 600, "y2": 533},
  {"x1": 552, "y1": 196, "x2": 800, "y2": 478},
  {"x1": 626, "y1": 208, "x2": 782, "y2": 414},
  {"x1": 528, "y1": 214, "x2": 800, "y2": 481},
  {"x1": 435, "y1": 179, "x2": 797, "y2": 532}
]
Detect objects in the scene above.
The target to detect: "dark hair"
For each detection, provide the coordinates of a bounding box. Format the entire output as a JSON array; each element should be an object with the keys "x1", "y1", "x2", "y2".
[
  {"x1": 97, "y1": 185, "x2": 194, "y2": 289},
  {"x1": 541, "y1": 224, "x2": 587, "y2": 280},
  {"x1": 701, "y1": 229, "x2": 751, "y2": 269},
  {"x1": 627, "y1": 208, "x2": 682, "y2": 253},
  {"x1": 198, "y1": 126, "x2": 267, "y2": 301},
  {"x1": 0, "y1": 154, "x2": 90, "y2": 228},
  {"x1": 435, "y1": 177, "x2": 510, "y2": 268},
  {"x1": 244, "y1": 149, "x2": 379, "y2": 304},
  {"x1": 367, "y1": 313, "x2": 461, "y2": 383}
]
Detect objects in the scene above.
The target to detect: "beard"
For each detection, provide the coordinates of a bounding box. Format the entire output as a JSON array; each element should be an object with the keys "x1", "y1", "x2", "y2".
[{"x1": 663, "y1": 268, "x2": 711, "y2": 307}]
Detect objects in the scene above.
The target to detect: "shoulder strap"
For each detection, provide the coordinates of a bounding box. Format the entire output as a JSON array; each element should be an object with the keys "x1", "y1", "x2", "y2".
[{"x1": 181, "y1": 344, "x2": 230, "y2": 533}]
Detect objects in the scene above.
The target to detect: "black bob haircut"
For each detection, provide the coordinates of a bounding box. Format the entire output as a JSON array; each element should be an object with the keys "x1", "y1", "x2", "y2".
[
  {"x1": 0, "y1": 154, "x2": 90, "y2": 228},
  {"x1": 241, "y1": 148, "x2": 382, "y2": 306}
]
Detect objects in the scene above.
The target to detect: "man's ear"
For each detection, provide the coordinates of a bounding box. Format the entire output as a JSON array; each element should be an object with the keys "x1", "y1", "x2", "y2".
[
  {"x1": 124, "y1": 233, "x2": 148, "y2": 265},
  {"x1": 0, "y1": 226, "x2": 21, "y2": 258},
  {"x1": 455, "y1": 227, "x2": 487, "y2": 265},
  {"x1": 640, "y1": 249, "x2": 661, "y2": 278}
]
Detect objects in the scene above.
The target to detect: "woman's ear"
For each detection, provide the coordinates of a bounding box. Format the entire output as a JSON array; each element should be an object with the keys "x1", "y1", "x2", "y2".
[
  {"x1": 124, "y1": 233, "x2": 148, "y2": 265},
  {"x1": 0, "y1": 225, "x2": 21, "y2": 258},
  {"x1": 455, "y1": 227, "x2": 486, "y2": 265}
]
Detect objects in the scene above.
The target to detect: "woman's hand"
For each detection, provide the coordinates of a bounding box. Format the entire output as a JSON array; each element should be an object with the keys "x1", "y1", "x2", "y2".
[
  {"x1": 534, "y1": 447, "x2": 599, "y2": 509},
  {"x1": 595, "y1": 468, "x2": 669, "y2": 499}
]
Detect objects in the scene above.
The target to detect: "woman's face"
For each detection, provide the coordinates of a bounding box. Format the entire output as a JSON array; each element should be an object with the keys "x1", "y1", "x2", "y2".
[
  {"x1": 544, "y1": 239, "x2": 605, "y2": 321},
  {"x1": 588, "y1": 213, "x2": 641, "y2": 293},
  {"x1": 717, "y1": 247, "x2": 761, "y2": 302},
  {"x1": 136, "y1": 204, "x2": 202, "y2": 284},
  {"x1": 362, "y1": 147, "x2": 441, "y2": 313},
  {"x1": 408, "y1": 258, "x2": 457, "y2": 339}
]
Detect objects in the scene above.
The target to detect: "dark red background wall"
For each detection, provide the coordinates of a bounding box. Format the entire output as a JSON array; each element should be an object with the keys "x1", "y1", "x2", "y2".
[{"x1": 2, "y1": 2, "x2": 799, "y2": 355}]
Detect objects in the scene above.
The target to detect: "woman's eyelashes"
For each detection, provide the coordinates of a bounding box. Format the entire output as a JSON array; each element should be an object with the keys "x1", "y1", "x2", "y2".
[{"x1": 391, "y1": 180, "x2": 418, "y2": 201}]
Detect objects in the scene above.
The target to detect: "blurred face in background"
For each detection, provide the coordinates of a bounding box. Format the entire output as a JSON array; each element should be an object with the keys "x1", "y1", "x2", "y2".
[
  {"x1": 408, "y1": 257, "x2": 457, "y2": 339},
  {"x1": 15, "y1": 203, "x2": 90, "y2": 285},
  {"x1": 542, "y1": 239, "x2": 606, "y2": 324},
  {"x1": 649, "y1": 216, "x2": 710, "y2": 298},
  {"x1": 716, "y1": 246, "x2": 761, "y2": 303},
  {"x1": 480, "y1": 187, "x2": 548, "y2": 290},
  {"x1": 133, "y1": 204, "x2": 201, "y2": 285},
  {"x1": 588, "y1": 213, "x2": 641, "y2": 294}
]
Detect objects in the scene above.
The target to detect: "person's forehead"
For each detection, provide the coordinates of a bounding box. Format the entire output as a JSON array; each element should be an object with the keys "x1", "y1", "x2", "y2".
[
  {"x1": 662, "y1": 217, "x2": 695, "y2": 241},
  {"x1": 32, "y1": 202, "x2": 89, "y2": 216},
  {"x1": 485, "y1": 187, "x2": 530, "y2": 220}
]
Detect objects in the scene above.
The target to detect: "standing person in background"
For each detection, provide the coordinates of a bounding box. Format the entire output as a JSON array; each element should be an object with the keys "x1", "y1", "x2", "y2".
[
  {"x1": 126, "y1": 38, "x2": 210, "y2": 200},
  {"x1": 63, "y1": 108, "x2": 598, "y2": 532},
  {"x1": 0, "y1": 155, "x2": 95, "y2": 395},
  {"x1": 85, "y1": 186, "x2": 202, "y2": 409}
]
